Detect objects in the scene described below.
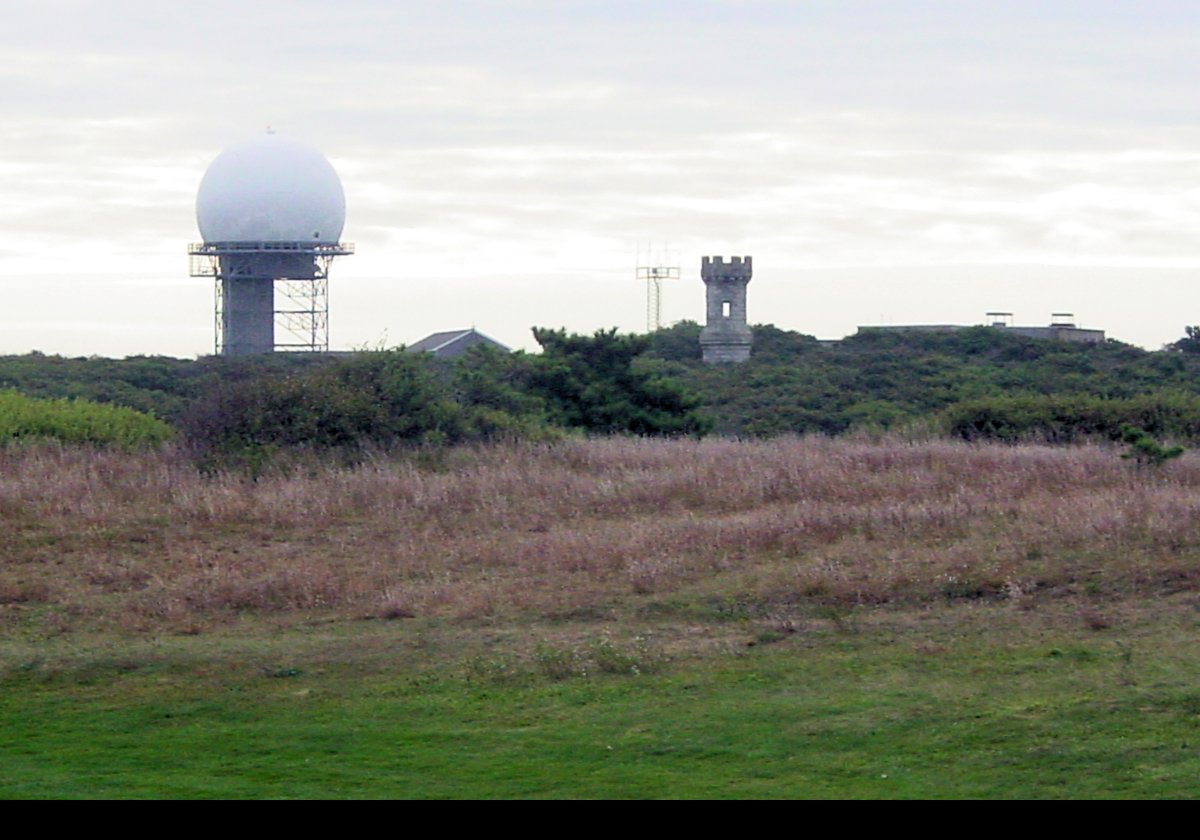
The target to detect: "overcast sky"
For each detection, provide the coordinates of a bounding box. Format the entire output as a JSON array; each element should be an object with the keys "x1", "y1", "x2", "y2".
[{"x1": 4, "y1": 0, "x2": 1200, "y2": 357}]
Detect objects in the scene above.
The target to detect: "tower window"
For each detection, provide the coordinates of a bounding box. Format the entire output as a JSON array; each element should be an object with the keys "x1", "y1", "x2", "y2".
[{"x1": 722, "y1": 300, "x2": 731, "y2": 318}]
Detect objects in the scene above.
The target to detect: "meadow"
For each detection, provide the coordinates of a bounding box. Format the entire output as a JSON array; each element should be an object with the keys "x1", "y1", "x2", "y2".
[{"x1": 2, "y1": 436, "x2": 1199, "y2": 797}]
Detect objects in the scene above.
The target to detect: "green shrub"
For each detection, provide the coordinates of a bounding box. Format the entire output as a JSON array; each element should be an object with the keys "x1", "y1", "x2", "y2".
[
  {"x1": 529, "y1": 327, "x2": 711, "y2": 436},
  {"x1": 1119, "y1": 425, "x2": 1184, "y2": 467},
  {"x1": 0, "y1": 390, "x2": 173, "y2": 449},
  {"x1": 942, "y1": 393, "x2": 1200, "y2": 444},
  {"x1": 180, "y1": 351, "x2": 463, "y2": 463},
  {"x1": 450, "y1": 345, "x2": 558, "y2": 442}
]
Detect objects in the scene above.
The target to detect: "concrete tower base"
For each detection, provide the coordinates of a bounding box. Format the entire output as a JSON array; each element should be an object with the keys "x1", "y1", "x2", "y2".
[
  {"x1": 699, "y1": 334, "x2": 753, "y2": 363},
  {"x1": 222, "y1": 277, "x2": 274, "y2": 356}
]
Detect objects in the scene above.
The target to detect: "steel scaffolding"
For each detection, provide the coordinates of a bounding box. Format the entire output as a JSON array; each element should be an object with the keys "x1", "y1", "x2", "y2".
[{"x1": 189, "y1": 241, "x2": 353, "y2": 354}]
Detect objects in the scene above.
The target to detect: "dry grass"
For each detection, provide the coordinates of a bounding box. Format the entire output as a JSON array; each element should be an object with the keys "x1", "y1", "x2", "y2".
[{"x1": 2, "y1": 436, "x2": 1199, "y2": 635}]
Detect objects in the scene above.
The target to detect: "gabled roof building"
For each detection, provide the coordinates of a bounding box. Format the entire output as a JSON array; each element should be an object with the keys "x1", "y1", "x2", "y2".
[{"x1": 406, "y1": 328, "x2": 511, "y2": 359}]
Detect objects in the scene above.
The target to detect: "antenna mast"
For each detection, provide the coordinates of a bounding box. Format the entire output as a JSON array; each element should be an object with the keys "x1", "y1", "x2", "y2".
[{"x1": 636, "y1": 243, "x2": 680, "y2": 332}]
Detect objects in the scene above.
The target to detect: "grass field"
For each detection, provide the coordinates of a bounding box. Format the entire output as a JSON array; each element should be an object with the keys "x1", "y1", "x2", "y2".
[{"x1": 2, "y1": 437, "x2": 1199, "y2": 798}]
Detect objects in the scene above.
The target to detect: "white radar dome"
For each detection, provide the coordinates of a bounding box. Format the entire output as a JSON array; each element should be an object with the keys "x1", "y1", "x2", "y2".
[{"x1": 196, "y1": 134, "x2": 346, "y2": 244}]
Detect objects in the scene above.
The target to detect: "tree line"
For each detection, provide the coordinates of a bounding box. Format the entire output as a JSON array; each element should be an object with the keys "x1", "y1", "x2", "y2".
[{"x1": 7, "y1": 323, "x2": 1200, "y2": 460}]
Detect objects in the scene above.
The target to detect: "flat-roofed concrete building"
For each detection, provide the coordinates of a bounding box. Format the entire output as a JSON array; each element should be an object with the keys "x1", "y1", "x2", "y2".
[{"x1": 856, "y1": 313, "x2": 1104, "y2": 345}]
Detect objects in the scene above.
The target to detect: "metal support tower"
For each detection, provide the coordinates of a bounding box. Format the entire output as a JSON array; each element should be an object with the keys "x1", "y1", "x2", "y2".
[
  {"x1": 636, "y1": 249, "x2": 680, "y2": 332},
  {"x1": 189, "y1": 241, "x2": 353, "y2": 354},
  {"x1": 276, "y1": 276, "x2": 330, "y2": 351}
]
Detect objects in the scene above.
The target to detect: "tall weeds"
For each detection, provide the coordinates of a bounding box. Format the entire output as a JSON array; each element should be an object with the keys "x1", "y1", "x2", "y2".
[{"x1": 2, "y1": 437, "x2": 1198, "y2": 633}]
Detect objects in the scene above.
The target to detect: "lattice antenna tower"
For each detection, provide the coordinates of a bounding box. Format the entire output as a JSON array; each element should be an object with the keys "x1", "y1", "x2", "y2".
[{"x1": 636, "y1": 243, "x2": 680, "y2": 332}]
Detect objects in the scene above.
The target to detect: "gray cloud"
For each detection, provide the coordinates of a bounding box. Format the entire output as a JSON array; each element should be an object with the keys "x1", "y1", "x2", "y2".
[{"x1": 3, "y1": 1, "x2": 1200, "y2": 355}]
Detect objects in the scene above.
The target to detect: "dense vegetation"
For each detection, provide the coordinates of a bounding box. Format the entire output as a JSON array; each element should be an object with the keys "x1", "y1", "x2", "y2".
[
  {"x1": 0, "y1": 390, "x2": 173, "y2": 450},
  {"x1": 0, "y1": 352, "x2": 324, "y2": 423},
  {"x1": 529, "y1": 328, "x2": 709, "y2": 436},
  {"x1": 5, "y1": 322, "x2": 1200, "y2": 455},
  {"x1": 942, "y1": 392, "x2": 1200, "y2": 444},
  {"x1": 176, "y1": 329, "x2": 709, "y2": 467},
  {"x1": 648, "y1": 322, "x2": 1200, "y2": 439}
]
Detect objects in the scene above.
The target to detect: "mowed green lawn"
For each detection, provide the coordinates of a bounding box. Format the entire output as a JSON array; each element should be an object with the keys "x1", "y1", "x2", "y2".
[{"x1": 3, "y1": 602, "x2": 1198, "y2": 799}]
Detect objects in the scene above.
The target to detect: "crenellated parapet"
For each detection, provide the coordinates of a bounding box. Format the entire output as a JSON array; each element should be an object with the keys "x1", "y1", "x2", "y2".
[{"x1": 701, "y1": 255, "x2": 753, "y2": 282}]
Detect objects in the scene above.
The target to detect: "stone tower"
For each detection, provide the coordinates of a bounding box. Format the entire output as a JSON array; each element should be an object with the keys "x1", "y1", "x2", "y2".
[{"x1": 699, "y1": 255, "x2": 753, "y2": 363}]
